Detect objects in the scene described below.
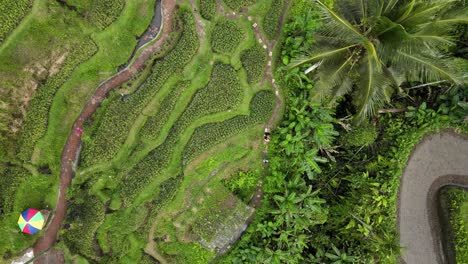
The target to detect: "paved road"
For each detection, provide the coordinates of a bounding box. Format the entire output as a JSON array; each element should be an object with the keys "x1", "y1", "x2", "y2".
[{"x1": 398, "y1": 131, "x2": 468, "y2": 264}]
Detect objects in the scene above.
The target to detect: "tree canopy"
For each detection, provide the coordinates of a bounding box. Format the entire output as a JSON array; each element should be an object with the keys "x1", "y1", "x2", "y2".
[{"x1": 289, "y1": 0, "x2": 468, "y2": 120}]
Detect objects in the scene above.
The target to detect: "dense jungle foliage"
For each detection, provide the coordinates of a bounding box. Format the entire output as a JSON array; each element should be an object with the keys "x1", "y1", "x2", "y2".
[
  {"x1": 445, "y1": 188, "x2": 468, "y2": 263},
  {"x1": 222, "y1": 0, "x2": 468, "y2": 263}
]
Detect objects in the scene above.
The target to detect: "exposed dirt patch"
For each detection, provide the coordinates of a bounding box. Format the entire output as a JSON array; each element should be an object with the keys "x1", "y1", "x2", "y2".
[{"x1": 48, "y1": 52, "x2": 68, "y2": 76}]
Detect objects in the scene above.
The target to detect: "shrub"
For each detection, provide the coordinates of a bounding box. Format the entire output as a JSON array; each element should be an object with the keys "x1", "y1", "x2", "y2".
[
  {"x1": 341, "y1": 122, "x2": 378, "y2": 147},
  {"x1": 17, "y1": 40, "x2": 97, "y2": 161},
  {"x1": 80, "y1": 8, "x2": 199, "y2": 167},
  {"x1": 446, "y1": 188, "x2": 468, "y2": 263},
  {"x1": 211, "y1": 19, "x2": 243, "y2": 54},
  {"x1": 199, "y1": 0, "x2": 216, "y2": 20},
  {"x1": 119, "y1": 62, "x2": 244, "y2": 204},
  {"x1": 140, "y1": 81, "x2": 190, "y2": 140},
  {"x1": 240, "y1": 43, "x2": 267, "y2": 84},
  {"x1": 223, "y1": 169, "x2": 260, "y2": 203},
  {"x1": 221, "y1": 0, "x2": 254, "y2": 10},
  {"x1": 166, "y1": 62, "x2": 244, "y2": 143},
  {"x1": 62, "y1": 0, "x2": 125, "y2": 29},
  {"x1": 0, "y1": 0, "x2": 32, "y2": 44},
  {"x1": 0, "y1": 165, "x2": 30, "y2": 214},
  {"x1": 183, "y1": 90, "x2": 275, "y2": 162},
  {"x1": 62, "y1": 195, "x2": 105, "y2": 260},
  {"x1": 262, "y1": 0, "x2": 284, "y2": 39},
  {"x1": 118, "y1": 143, "x2": 172, "y2": 205},
  {"x1": 119, "y1": 63, "x2": 243, "y2": 204}
]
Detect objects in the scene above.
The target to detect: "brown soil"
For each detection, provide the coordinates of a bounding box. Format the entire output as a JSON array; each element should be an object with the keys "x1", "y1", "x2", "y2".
[{"x1": 32, "y1": 0, "x2": 177, "y2": 262}]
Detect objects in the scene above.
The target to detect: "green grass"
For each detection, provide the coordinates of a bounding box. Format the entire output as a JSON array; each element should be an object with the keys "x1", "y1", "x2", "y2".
[
  {"x1": 446, "y1": 188, "x2": 468, "y2": 263},
  {"x1": 262, "y1": 0, "x2": 284, "y2": 39},
  {"x1": 1, "y1": 0, "x2": 281, "y2": 261},
  {"x1": 199, "y1": 0, "x2": 216, "y2": 21},
  {"x1": 61, "y1": 0, "x2": 126, "y2": 29},
  {"x1": 221, "y1": 0, "x2": 255, "y2": 10},
  {"x1": 0, "y1": 0, "x2": 33, "y2": 44},
  {"x1": 34, "y1": 0, "x2": 156, "y2": 169}
]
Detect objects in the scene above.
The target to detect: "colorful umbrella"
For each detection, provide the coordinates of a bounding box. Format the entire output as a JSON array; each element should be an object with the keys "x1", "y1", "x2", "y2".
[{"x1": 18, "y1": 208, "x2": 44, "y2": 235}]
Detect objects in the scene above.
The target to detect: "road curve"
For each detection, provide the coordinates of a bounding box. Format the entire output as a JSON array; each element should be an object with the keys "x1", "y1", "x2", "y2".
[
  {"x1": 32, "y1": 0, "x2": 176, "y2": 262},
  {"x1": 398, "y1": 131, "x2": 468, "y2": 264}
]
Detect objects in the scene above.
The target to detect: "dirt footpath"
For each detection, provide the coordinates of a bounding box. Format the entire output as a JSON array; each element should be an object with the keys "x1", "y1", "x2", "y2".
[
  {"x1": 32, "y1": 0, "x2": 176, "y2": 262},
  {"x1": 398, "y1": 131, "x2": 468, "y2": 264}
]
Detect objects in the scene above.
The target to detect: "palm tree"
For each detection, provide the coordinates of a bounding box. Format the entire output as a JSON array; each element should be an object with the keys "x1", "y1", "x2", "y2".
[{"x1": 288, "y1": 0, "x2": 467, "y2": 120}]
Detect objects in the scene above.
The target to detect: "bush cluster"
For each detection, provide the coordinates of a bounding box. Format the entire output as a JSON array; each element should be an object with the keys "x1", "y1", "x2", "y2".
[
  {"x1": 221, "y1": 0, "x2": 254, "y2": 10},
  {"x1": 164, "y1": 62, "x2": 243, "y2": 143},
  {"x1": 63, "y1": 0, "x2": 125, "y2": 29},
  {"x1": 17, "y1": 40, "x2": 97, "y2": 161},
  {"x1": 262, "y1": 0, "x2": 284, "y2": 39},
  {"x1": 183, "y1": 90, "x2": 275, "y2": 162},
  {"x1": 341, "y1": 122, "x2": 378, "y2": 147},
  {"x1": 62, "y1": 195, "x2": 105, "y2": 260},
  {"x1": 0, "y1": 165, "x2": 30, "y2": 214},
  {"x1": 240, "y1": 43, "x2": 267, "y2": 84},
  {"x1": 199, "y1": 0, "x2": 216, "y2": 20},
  {"x1": 211, "y1": 19, "x2": 243, "y2": 54},
  {"x1": 223, "y1": 169, "x2": 260, "y2": 203},
  {"x1": 0, "y1": 0, "x2": 32, "y2": 44},
  {"x1": 446, "y1": 188, "x2": 468, "y2": 263},
  {"x1": 118, "y1": 143, "x2": 172, "y2": 205},
  {"x1": 140, "y1": 81, "x2": 190, "y2": 140},
  {"x1": 119, "y1": 63, "x2": 243, "y2": 204},
  {"x1": 80, "y1": 8, "x2": 199, "y2": 167}
]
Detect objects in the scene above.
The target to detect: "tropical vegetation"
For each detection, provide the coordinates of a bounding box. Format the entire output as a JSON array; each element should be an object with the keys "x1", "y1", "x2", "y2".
[
  {"x1": 289, "y1": 0, "x2": 467, "y2": 120},
  {"x1": 0, "y1": 0, "x2": 466, "y2": 263}
]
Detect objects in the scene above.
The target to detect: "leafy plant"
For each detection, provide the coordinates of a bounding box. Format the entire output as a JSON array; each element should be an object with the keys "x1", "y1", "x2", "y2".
[
  {"x1": 62, "y1": 0, "x2": 125, "y2": 29},
  {"x1": 289, "y1": 0, "x2": 467, "y2": 120},
  {"x1": 221, "y1": 0, "x2": 254, "y2": 11},
  {"x1": 341, "y1": 122, "x2": 378, "y2": 147},
  {"x1": 183, "y1": 90, "x2": 275, "y2": 162},
  {"x1": 17, "y1": 40, "x2": 97, "y2": 161},
  {"x1": 262, "y1": 0, "x2": 284, "y2": 39},
  {"x1": 199, "y1": 0, "x2": 216, "y2": 21},
  {"x1": 240, "y1": 43, "x2": 267, "y2": 84},
  {"x1": 211, "y1": 19, "x2": 244, "y2": 54},
  {"x1": 0, "y1": 0, "x2": 32, "y2": 44},
  {"x1": 80, "y1": 8, "x2": 199, "y2": 167}
]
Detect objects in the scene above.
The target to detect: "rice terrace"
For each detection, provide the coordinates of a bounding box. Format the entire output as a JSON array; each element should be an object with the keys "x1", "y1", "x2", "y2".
[{"x1": 0, "y1": 0, "x2": 467, "y2": 263}]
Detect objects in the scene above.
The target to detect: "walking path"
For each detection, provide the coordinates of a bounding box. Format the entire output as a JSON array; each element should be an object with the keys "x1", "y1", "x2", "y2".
[
  {"x1": 214, "y1": 0, "x2": 290, "y2": 255},
  {"x1": 32, "y1": 0, "x2": 176, "y2": 262},
  {"x1": 398, "y1": 131, "x2": 468, "y2": 264}
]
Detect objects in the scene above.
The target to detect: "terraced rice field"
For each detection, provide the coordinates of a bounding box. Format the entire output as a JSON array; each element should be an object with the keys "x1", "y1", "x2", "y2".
[{"x1": 0, "y1": 0, "x2": 286, "y2": 262}]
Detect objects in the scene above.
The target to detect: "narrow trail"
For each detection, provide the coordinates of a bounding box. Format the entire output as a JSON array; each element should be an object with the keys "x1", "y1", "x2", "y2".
[
  {"x1": 397, "y1": 131, "x2": 468, "y2": 264},
  {"x1": 147, "y1": 0, "x2": 291, "y2": 260},
  {"x1": 32, "y1": 0, "x2": 177, "y2": 262},
  {"x1": 143, "y1": 2, "x2": 205, "y2": 263},
  {"x1": 214, "y1": 0, "x2": 290, "y2": 256},
  {"x1": 145, "y1": 222, "x2": 168, "y2": 264}
]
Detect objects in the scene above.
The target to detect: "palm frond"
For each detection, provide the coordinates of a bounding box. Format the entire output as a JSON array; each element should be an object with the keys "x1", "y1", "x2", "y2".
[
  {"x1": 315, "y1": 0, "x2": 365, "y2": 43},
  {"x1": 395, "y1": 0, "x2": 416, "y2": 23},
  {"x1": 287, "y1": 44, "x2": 358, "y2": 70},
  {"x1": 310, "y1": 55, "x2": 355, "y2": 102},
  {"x1": 353, "y1": 55, "x2": 391, "y2": 120},
  {"x1": 395, "y1": 51, "x2": 464, "y2": 85},
  {"x1": 398, "y1": 1, "x2": 455, "y2": 27},
  {"x1": 382, "y1": 0, "x2": 400, "y2": 15}
]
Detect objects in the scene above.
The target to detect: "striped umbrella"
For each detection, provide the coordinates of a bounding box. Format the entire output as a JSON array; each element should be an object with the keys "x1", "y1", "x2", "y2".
[{"x1": 18, "y1": 208, "x2": 44, "y2": 235}]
